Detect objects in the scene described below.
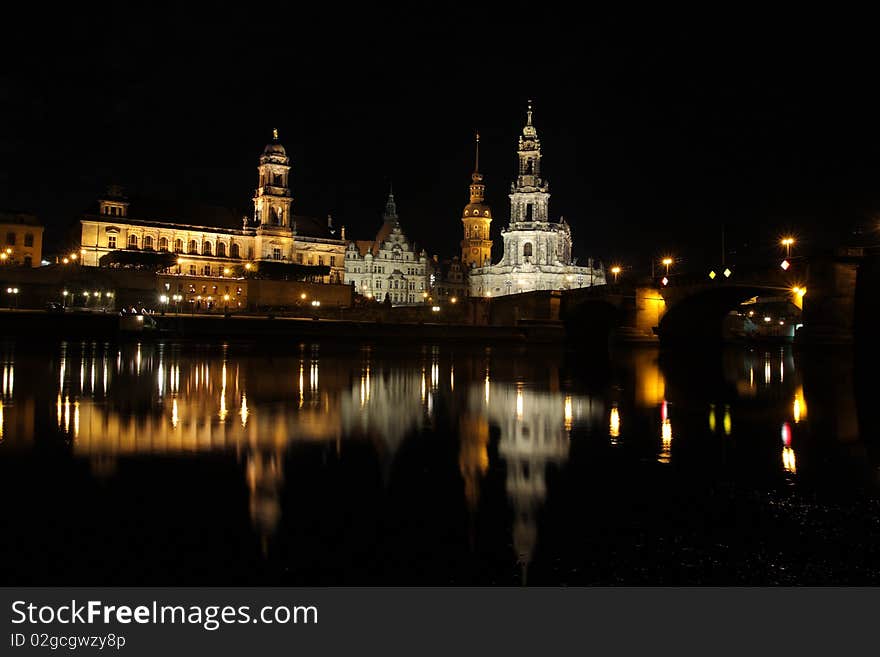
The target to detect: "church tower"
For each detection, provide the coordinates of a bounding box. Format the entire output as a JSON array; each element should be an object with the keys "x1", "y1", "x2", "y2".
[
  {"x1": 509, "y1": 100, "x2": 550, "y2": 225},
  {"x1": 253, "y1": 129, "x2": 293, "y2": 235},
  {"x1": 460, "y1": 133, "x2": 493, "y2": 269}
]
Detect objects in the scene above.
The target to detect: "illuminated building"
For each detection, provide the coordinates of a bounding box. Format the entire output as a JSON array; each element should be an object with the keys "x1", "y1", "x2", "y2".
[
  {"x1": 0, "y1": 212, "x2": 43, "y2": 267},
  {"x1": 460, "y1": 133, "x2": 493, "y2": 269},
  {"x1": 469, "y1": 102, "x2": 605, "y2": 297},
  {"x1": 78, "y1": 133, "x2": 347, "y2": 284},
  {"x1": 343, "y1": 189, "x2": 429, "y2": 304}
]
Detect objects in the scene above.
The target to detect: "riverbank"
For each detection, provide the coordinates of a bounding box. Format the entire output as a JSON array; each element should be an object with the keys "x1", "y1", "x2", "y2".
[{"x1": 0, "y1": 308, "x2": 565, "y2": 343}]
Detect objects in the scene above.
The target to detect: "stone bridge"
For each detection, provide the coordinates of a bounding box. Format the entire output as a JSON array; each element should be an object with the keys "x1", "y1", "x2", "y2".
[{"x1": 489, "y1": 246, "x2": 879, "y2": 346}]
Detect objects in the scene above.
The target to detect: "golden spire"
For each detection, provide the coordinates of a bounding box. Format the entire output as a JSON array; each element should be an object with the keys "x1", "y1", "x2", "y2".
[
  {"x1": 272, "y1": 128, "x2": 279, "y2": 141},
  {"x1": 526, "y1": 100, "x2": 533, "y2": 126}
]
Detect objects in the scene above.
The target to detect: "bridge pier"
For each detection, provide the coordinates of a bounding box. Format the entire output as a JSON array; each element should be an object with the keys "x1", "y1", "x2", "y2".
[{"x1": 795, "y1": 248, "x2": 863, "y2": 347}]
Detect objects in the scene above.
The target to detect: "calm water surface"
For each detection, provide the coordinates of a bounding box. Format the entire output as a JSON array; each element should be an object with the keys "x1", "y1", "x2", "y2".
[{"x1": 1, "y1": 338, "x2": 879, "y2": 584}]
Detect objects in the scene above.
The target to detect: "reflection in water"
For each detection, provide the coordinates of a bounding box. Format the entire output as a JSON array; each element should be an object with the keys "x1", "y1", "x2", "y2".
[
  {"x1": 482, "y1": 384, "x2": 585, "y2": 582},
  {"x1": 0, "y1": 337, "x2": 873, "y2": 583},
  {"x1": 793, "y1": 386, "x2": 806, "y2": 424},
  {"x1": 781, "y1": 422, "x2": 796, "y2": 475}
]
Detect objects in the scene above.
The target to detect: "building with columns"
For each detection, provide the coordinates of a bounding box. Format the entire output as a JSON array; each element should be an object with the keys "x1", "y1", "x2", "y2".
[
  {"x1": 468, "y1": 103, "x2": 605, "y2": 297},
  {"x1": 79, "y1": 132, "x2": 346, "y2": 285},
  {"x1": 344, "y1": 190, "x2": 429, "y2": 305},
  {"x1": 460, "y1": 133, "x2": 493, "y2": 270}
]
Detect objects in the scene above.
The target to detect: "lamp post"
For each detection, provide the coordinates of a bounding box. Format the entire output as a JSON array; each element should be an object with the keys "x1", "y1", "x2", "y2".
[
  {"x1": 611, "y1": 265, "x2": 621, "y2": 283},
  {"x1": 662, "y1": 258, "x2": 673, "y2": 276},
  {"x1": 781, "y1": 237, "x2": 795, "y2": 259}
]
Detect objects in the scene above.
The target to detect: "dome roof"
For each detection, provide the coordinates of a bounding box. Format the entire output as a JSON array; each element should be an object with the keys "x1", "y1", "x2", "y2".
[{"x1": 263, "y1": 141, "x2": 287, "y2": 156}]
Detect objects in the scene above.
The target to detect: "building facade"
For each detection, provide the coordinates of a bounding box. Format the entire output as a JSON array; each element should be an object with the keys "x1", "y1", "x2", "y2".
[
  {"x1": 0, "y1": 212, "x2": 43, "y2": 267},
  {"x1": 468, "y1": 103, "x2": 605, "y2": 297},
  {"x1": 344, "y1": 191, "x2": 429, "y2": 305},
  {"x1": 80, "y1": 134, "x2": 347, "y2": 285},
  {"x1": 460, "y1": 133, "x2": 493, "y2": 270}
]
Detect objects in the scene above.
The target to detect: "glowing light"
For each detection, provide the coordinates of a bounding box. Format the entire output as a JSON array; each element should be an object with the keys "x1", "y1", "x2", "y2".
[
  {"x1": 661, "y1": 276, "x2": 669, "y2": 286},
  {"x1": 300, "y1": 293, "x2": 307, "y2": 300},
  {"x1": 171, "y1": 398, "x2": 179, "y2": 428},
  {"x1": 793, "y1": 387, "x2": 806, "y2": 423},
  {"x1": 659, "y1": 418, "x2": 673, "y2": 464},
  {"x1": 609, "y1": 405, "x2": 620, "y2": 439},
  {"x1": 722, "y1": 406, "x2": 731, "y2": 436},
  {"x1": 662, "y1": 258, "x2": 673, "y2": 266},
  {"x1": 709, "y1": 404, "x2": 717, "y2": 432},
  {"x1": 781, "y1": 421, "x2": 792, "y2": 447},
  {"x1": 431, "y1": 306, "x2": 440, "y2": 312},
  {"x1": 450, "y1": 297, "x2": 457, "y2": 304},
  {"x1": 240, "y1": 394, "x2": 249, "y2": 427},
  {"x1": 516, "y1": 387, "x2": 524, "y2": 420},
  {"x1": 723, "y1": 268, "x2": 732, "y2": 278},
  {"x1": 709, "y1": 270, "x2": 716, "y2": 280},
  {"x1": 780, "y1": 259, "x2": 790, "y2": 270},
  {"x1": 564, "y1": 395, "x2": 573, "y2": 431},
  {"x1": 782, "y1": 446, "x2": 797, "y2": 474}
]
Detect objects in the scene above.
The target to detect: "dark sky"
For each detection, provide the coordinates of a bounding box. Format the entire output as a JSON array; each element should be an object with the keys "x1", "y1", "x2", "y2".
[{"x1": 2, "y1": 5, "x2": 879, "y2": 274}]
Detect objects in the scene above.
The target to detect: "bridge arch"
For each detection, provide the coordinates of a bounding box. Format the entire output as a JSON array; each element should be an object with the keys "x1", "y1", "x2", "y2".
[{"x1": 659, "y1": 284, "x2": 792, "y2": 343}]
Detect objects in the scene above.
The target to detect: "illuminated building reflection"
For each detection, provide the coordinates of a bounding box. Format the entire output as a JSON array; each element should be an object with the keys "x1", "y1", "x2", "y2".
[
  {"x1": 475, "y1": 383, "x2": 600, "y2": 582},
  {"x1": 658, "y1": 400, "x2": 672, "y2": 464},
  {"x1": 781, "y1": 422, "x2": 796, "y2": 475}
]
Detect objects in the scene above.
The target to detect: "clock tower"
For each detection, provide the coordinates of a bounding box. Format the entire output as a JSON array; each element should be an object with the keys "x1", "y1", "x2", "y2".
[{"x1": 460, "y1": 133, "x2": 493, "y2": 270}]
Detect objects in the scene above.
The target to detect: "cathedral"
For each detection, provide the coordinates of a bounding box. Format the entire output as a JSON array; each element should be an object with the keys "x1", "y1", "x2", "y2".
[{"x1": 467, "y1": 103, "x2": 605, "y2": 297}]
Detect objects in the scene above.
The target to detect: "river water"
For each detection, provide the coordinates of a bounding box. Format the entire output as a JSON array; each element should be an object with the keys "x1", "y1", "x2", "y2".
[{"x1": 1, "y1": 338, "x2": 878, "y2": 584}]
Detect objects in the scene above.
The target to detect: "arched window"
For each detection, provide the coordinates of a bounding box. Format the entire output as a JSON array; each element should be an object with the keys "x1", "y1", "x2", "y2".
[
  {"x1": 189, "y1": 240, "x2": 198, "y2": 254},
  {"x1": 128, "y1": 234, "x2": 138, "y2": 249},
  {"x1": 143, "y1": 236, "x2": 154, "y2": 250},
  {"x1": 525, "y1": 204, "x2": 533, "y2": 220},
  {"x1": 174, "y1": 239, "x2": 183, "y2": 253},
  {"x1": 230, "y1": 243, "x2": 240, "y2": 259},
  {"x1": 158, "y1": 237, "x2": 168, "y2": 251},
  {"x1": 523, "y1": 243, "x2": 533, "y2": 258},
  {"x1": 217, "y1": 242, "x2": 226, "y2": 257},
  {"x1": 203, "y1": 242, "x2": 212, "y2": 256}
]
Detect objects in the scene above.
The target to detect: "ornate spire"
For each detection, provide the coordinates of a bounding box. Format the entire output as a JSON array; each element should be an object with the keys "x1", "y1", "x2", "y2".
[
  {"x1": 475, "y1": 132, "x2": 480, "y2": 172},
  {"x1": 471, "y1": 132, "x2": 483, "y2": 186},
  {"x1": 273, "y1": 127, "x2": 279, "y2": 141},
  {"x1": 526, "y1": 100, "x2": 533, "y2": 126},
  {"x1": 383, "y1": 185, "x2": 398, "y2": 223}
]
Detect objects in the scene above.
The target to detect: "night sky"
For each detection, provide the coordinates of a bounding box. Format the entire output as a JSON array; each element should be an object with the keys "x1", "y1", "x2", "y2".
[{"x1": 2, "y1": 6, "x2": 879, "y2": 274}]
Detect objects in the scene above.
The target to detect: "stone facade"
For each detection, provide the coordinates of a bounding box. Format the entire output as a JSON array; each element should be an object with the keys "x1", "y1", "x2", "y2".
[
  {"x1": 344, "y1": 191, "x2": 429, "y2": 305},
  {"x1": 79, "y1": 135, "x2": 346, "y2": 285},
  {"x1": 469, "y1": 103, "x2": 605, "y2": 297}
]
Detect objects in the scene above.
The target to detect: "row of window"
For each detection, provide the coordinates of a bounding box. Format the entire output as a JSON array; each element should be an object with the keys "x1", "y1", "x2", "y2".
[
  {"x1": 5, "y1": 233, "x2": 35, "y2": 247},
  {"x1": 119, "y1": 235, "x2": 247, "y2": 258},
  {"x1": 115, "y1": 235, "x2": 339, "y2": 266},
  {"x1": 360, "y1": 279, "x2": 425, "y2": 291}
]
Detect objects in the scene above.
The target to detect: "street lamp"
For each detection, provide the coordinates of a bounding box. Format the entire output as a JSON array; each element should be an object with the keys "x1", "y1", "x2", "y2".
[
  {"x1": 611, "y1": 265, "x2": 621, "y2": 283},
  {"x1": 781, "y1": 237, "x2": 795, "y2": 258},
  {"x1": 223, "y1": 293, "x2": 230, "y2": 313},
  {"x1": 62, "y1": 290, "x2": 68, "y2": 307},
  {"x1": 662, "y1": 258, "x2": 673, "y2": 276}
]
